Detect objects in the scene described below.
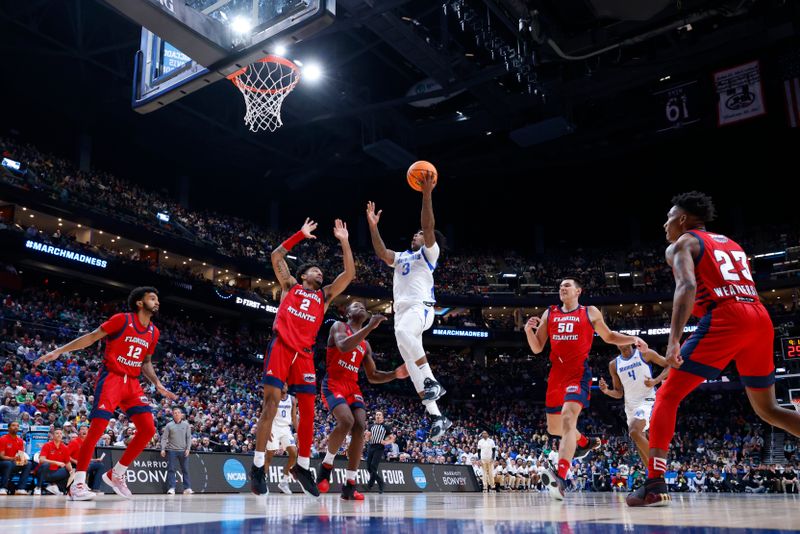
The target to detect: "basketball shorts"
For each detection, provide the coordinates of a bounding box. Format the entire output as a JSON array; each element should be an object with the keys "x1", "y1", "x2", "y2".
[
  {"x1": 679, "y1": 301, "x2": 774, "y2": 388},
  {"x1": 545, "y1": 362, "x2": 591, "y2": 414},
  {"x1": 625, "y1": 398, "x2": 655, "y2": 431},
  {"x1": 262, "y1": 336, "x2": 317, "y2": 395},
  {"x1": 321, "y1": 377, "x2": 365, "y2": 411},
  {"x1": 393, "y1": 301, "x2": 435, "y2": 362},
  {"x1": 90, "y1": 368, "x2": 151, "y2": 420},
  {"x1": 267, "y1": 425, "x2": 296, "y2": 451}
]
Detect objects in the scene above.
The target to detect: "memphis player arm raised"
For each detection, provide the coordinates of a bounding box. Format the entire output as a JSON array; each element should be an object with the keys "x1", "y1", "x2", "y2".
[
  {"x1": 321, "y1": 219, "x2": 355, "y2": 304},
  {"x1": 524, "y1": 309, "x2": 550, "y2": 354},
  {"x1": 366, "y1": 201, "x2": 396, "y2": 265},
  {"x1": 271, "y1": 218, "x2": 314, "y2": 295},
  {"x1": 587, "y1": 307, "x2": 649, "y2": 352},
  {"x1": 599, "y1": 360, "x2": 625, "y2": 399},
  {"x1": 419, "y1": 173, "x2": 437, "y2": 248},
  {"x1": 664, "y1": 233, "x2": 699, "y2": 368}
]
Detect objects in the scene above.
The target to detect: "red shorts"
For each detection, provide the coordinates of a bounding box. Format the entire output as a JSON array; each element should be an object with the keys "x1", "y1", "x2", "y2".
[
  {"x1": 679, "y1": 301, "x2": 774, "y2": 387},
  {"x1": 545, "y1": 361, "x2": 591, "y2": 414},
  {"x1": 321, "y1": 377, "x2": 365, "y2": 411},
  {"x1": 90, "y1": 368, "x2": 151, "y2": 420},
  {"x1": 262, "y1": 336, "x2": 317, "y2": 395}
]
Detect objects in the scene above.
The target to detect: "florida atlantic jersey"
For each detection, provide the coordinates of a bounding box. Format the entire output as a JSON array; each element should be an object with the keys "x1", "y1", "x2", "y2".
[
  {"x1": 616, "y1": 350, "x2": 655, "y2": 411},
  {"x1": 274, "y1": 395, "x2": 294, "y2": 428},
  {"x1": 685, "y1": 230, "x2": 759, "y2": 317},
  {"x1": 392, "y1": 242, "x2": 440, "y2": 305},
  {"x1": 273, "y1": 284, "x2": 325, "y2": 352},
  {"x1": 547, "y1": 305, "x2": 594, "y2": 368},
  {"x1": 100, "y1": 313, "x2": 160, "y2": 377},
  {"x1": 326, "y1": 324, "x2": 366, "y2": 384}
]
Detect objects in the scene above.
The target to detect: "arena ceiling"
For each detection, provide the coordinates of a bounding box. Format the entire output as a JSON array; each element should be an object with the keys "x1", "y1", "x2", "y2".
[{"x1": 0, "y1": 1, "x2": 797, "y2": 248}]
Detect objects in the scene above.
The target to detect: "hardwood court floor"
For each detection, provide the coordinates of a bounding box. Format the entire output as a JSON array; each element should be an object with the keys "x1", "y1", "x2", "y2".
[{"x1": 1, "y1": 491, "x2": 798, "y2": 533}]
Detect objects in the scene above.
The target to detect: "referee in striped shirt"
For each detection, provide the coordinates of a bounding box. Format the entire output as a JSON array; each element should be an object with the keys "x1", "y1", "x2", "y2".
[{"x1": 365, "y1": 411, "x2": 394, "y2": 493}]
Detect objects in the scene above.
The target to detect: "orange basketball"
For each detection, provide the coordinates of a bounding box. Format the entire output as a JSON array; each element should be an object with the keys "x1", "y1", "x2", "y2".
[{"x1": 406, "y1": 160, "x2": 438, "y2": 192}]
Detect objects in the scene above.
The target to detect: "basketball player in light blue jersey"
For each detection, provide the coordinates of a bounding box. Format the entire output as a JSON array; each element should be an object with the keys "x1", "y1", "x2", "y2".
[
  {"x1": 366, "y1": 173, "x2": 451, "y2": 441},
  {"x1": 599, "y1": 344, "x2": 669, "y2": 466}
]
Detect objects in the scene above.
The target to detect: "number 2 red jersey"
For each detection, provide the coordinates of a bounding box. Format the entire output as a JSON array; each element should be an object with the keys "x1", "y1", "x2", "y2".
[
  {"x1": 686, "y1": 230, "x2": 759, "y2": 318},
  {"x1": 547, "y1": 305, "x2": 595, "y2": 368},
  {"x1": 100, "y1": 312, "x2": 160, "y2": 377},
  {"x1": 326, "y1": 324, "x2": 366, "y2": 384},
  {"x1": 273, "y1": 284, "x2": 326, "y2": 352}
]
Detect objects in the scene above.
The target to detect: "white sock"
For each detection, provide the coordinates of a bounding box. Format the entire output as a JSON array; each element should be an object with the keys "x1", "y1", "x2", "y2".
[
  {"x1": 253, "y1": 451, "x2": 265, "y2": 468},
  {"x1": 323, "y1": 451, "x2": 336, "y2": 466},
  {"x1": 418, "y1": 362, "x2": 436, "y2": 382},
  {"x1": 425, "y1": 401, "x2": 442, "y2": 417},
  {"x1": 346, "y1": 470, "x2": 357, "y2": 482},
  {"x1": 298, "y1": 456, "x2": 310, "y2": 470},
  {"x1": 74, "y1": 471, "x2": 87, "y2": 485},
  {"x1": 404, "y1": 356, "x2": 426, "y2": 393},
  {"x1": 113, "y1": 462, "x2": 127, "y2": 476}
]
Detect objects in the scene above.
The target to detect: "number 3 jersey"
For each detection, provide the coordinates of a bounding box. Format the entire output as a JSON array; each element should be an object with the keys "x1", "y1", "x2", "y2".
[
  {"x1": 273, "y1": 284, "x2": 326, "y2": 353},
  {"x1": 100, "y1": 312, "x2": 160, "y2": 377},
  {"x1": 686, "y1": 230, "x2": 759, "y2": 317},
  {"x1": 547, "y1": 305, "x2": 595, "y2": 369},
  {"x1": 392, "y1": 242, "x2": 440, "y2": 305}
]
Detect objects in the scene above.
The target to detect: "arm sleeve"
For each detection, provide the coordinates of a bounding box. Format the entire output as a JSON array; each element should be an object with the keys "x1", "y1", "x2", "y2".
[
  {"x1": 100, "y1": 313, "x2": 127, "y2": 335},
  {"x1": 161, "y1": 423, "x2": 169, "y2": 450},
  {"x1": 185, "y1": 424, "x2": 192, "y2": 451},
  {"x1": 421, "y1": 242, "x2": 440, "y2": 267}
]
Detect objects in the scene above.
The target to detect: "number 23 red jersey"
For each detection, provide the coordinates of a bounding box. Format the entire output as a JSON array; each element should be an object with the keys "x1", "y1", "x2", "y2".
[
  {"x1": 326, "y1": 324, "x2": 367, "y2": 384},
  {"x1": 100, "y1": 312, "x2": 160, "y2": 377},
  {"x1": 273, "y1": 284, "x2": 326, "y2": 353},
  {"x1": 685, "y1": 230, "x2": 760, "y2": 317}
]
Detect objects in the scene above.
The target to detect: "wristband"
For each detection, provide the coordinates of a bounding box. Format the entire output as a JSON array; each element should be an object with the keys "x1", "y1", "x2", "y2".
[{"x1": 281, "y1": 230, "x2": 306, "y2": 251}]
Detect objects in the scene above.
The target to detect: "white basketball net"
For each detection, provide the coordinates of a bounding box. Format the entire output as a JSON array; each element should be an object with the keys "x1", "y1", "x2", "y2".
[
  {"x1": 228, "y1": 56, "x2": 300, "y2": 133},
  {"x1": 793, "y1": 398, "x2": 800, "y2": 413}
]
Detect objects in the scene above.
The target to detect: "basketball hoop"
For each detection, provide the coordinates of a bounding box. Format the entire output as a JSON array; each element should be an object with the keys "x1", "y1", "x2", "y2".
[
  {"x1": 227, "y1": 55, "x2": 300, "y2": 132},
  {"x1": 792, "y1": 398, "x2": 800, "y2": 414}
]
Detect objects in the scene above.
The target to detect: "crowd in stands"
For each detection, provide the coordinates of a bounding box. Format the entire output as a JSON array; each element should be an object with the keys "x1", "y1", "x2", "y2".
[
  {"x1": 4, "y1": 136, "x2": 798, "y2": 301},
  {"x1": 1, "y1": 285, "x2": 798, "y2": 495}
]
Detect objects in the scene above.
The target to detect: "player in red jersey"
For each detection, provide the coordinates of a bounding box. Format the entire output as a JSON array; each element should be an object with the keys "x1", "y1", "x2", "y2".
[
  {"x1": 34, "y1": 287, "x2": 176, "y2": 501},
  {"x1": 627, "y1": 192, "x2": 800, "y2": 507},
  {"x1": 525, "y1": 277, "x2": 647, "y2": 500},
  {"x1": 251, "y1": 218, "x2": 355, "y2": 497},
  {"x1": 316, "y1": 301, "x2": 408, "y2": 500}
]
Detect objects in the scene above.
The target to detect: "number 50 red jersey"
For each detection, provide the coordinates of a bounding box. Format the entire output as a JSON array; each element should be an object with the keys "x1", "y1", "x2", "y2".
[
  {"x1": 100, "y1": 312, "x2": 160, "y2": 376},
  {"x1": 686, "y1": 230, "x2": 760, "y2": 317}
]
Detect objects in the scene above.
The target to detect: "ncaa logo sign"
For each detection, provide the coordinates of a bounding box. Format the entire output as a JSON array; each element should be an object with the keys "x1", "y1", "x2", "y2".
[
  {"x1": 223, "y1": 459, "x2": 247, "y2": 489},
  {"x1": 412, "y1": 467, "x2": 427, "y2": 489}
]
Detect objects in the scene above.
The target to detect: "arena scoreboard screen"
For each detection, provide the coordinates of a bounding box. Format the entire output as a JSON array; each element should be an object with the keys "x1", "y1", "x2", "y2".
[{"x1": 781, "y1": 336, "x2": 800, "y2": 360}]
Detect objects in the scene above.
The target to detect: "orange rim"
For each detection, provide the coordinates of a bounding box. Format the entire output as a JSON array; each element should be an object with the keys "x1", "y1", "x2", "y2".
[{"x1": 227, "y1": 55, "x2": 301, "y2": 94}]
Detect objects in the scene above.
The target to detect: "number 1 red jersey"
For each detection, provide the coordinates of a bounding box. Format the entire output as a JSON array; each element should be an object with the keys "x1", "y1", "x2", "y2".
[
  {"x1": 273, "y1": 284, "x2": 326, "y2": 352},
  {"x1": 547, "y1": 305, "x2": 595, "y2": 368},
  {"x1": 686, "y1": 230, "x2": 759, "y2": 318},
  {"x1": 326, "y1": 324, "x2": 366, "y2": 384},
  {"x1": 100, "y1": 312, "x2": 160, "y2": 377}
]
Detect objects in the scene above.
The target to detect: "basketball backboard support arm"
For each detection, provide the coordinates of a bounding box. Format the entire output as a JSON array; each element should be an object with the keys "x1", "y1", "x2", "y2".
[
  {"x1": 97, "y1": 0, "x2": 335, "y2": 114},
  {"x1": 100, "y1": 0, "x2": 233, "y2": 66}
]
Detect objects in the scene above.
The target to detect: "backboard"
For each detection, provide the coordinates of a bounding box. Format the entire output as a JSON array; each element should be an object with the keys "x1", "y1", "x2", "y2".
[{"x1": 100, "y1": 0, "x2": 334, "y2": 113}]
